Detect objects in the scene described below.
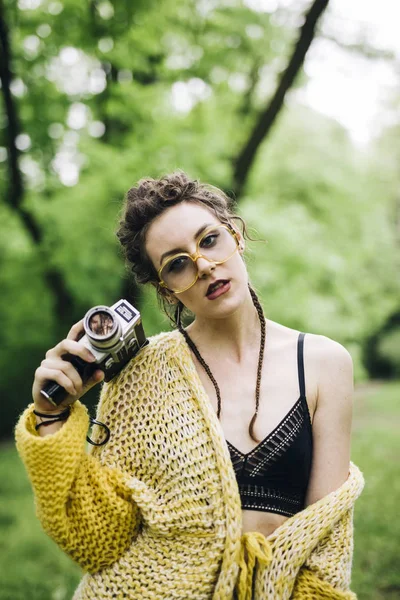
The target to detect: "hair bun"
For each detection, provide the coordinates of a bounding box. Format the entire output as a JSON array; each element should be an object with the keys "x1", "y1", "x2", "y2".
[
  {"x1": 158, "y1": 179, "x2": 197, "y2": 202},
  {"x1": 162, "y1": 182, "x2": 182, "y2": 201}
]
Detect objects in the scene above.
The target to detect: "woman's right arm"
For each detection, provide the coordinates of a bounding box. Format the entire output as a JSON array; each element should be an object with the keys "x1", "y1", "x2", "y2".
[{"x1": 15, "y1": 321, "x2": 142, "y2": 573}]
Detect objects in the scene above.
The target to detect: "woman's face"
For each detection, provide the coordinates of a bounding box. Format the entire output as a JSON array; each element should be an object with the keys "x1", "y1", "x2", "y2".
[{"x1": 145, "y1": 201, "x2": 249, "y2": 320}]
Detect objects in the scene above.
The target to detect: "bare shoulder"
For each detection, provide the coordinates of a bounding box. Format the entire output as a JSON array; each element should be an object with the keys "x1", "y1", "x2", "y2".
[
  {"x1": 267, "y1": 320, "x2": 353, "y2": 412},
  {"x1": 304, "y1": 332, "x2": 353, "y2": 367},
  {"x1": 304, "y1": 333, "x2": 354, "y2": 410},
  {"x1": 267, "y1": 319, "x2": 352, "y2": 370}
]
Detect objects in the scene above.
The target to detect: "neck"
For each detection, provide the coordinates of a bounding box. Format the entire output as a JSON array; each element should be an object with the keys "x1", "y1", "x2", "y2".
[{"x1": 185, "y1": 287, "x2": 262, "y2": 361}]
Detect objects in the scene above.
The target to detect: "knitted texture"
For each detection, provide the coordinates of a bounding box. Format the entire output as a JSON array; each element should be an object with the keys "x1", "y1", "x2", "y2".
[
  {"x1": 251, "y1": 459, "x2": 363, "y2": 599},
  {"x1": 15, "y1": 329, "x2": 364, "y2": 599},
  {"x1": 291, "y1": 568, "x2": 356, "y2": 599},
  {"x1": 15, "y1": 401, "x2": 141, "y2": 572}
]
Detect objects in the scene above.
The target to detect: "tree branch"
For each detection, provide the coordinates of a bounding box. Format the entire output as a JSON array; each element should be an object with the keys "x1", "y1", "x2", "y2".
[
  {"x1": 0, "y1": 2, "x2": 43, "y2": 242},
  {"x1": 0, "y1": 1, "x2": 77, "y2": 329},
  {"x1": 238, "y1": 56, "x2": 263, "y2": 117},
  {"x1": 232, "y1": 0, "x2": 330, "y2": 200}
]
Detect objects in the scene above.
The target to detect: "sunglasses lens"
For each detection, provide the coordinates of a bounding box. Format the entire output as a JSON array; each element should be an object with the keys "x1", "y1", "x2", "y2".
[
  {"x1": 160, "y1": 256, "x2": 197, "y2": 293},
  {"x1": 161, "y1": 227, "x2": 237, "y2": 292}
]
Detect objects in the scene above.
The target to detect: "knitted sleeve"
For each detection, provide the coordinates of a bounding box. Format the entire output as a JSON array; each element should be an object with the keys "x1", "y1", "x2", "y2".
[
  {"x1": 15, "y1": 399, "x2": 142, "y2": 573},
  {"x1": 292, "y1": 509, "x2": 357, "y2": 599}
]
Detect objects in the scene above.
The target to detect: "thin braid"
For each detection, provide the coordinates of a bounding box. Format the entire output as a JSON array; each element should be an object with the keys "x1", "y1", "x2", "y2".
[
  {"x1": 176, "y1": 285, "x2": 266, "y2": 444},
  {"x1": 176, "y1": 303, "x2": 222, "y2": 418},
  {"x1": 248, "y1": 286, "x2": 266, "y2": 442}
]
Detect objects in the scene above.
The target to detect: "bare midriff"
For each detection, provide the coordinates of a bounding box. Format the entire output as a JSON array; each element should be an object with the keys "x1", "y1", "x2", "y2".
[{"x1": 241, "y1": 509, "x2": 289, "y2": 537}]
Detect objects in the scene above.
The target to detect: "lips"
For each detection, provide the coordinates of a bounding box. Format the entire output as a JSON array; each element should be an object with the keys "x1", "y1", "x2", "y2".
[{"x1": 206, "y1": 279, "x2": 230, "y2": 296}]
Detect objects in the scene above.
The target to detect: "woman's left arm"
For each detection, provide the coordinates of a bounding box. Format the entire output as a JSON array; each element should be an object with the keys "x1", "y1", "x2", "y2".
[{"x1": 305, "y1": 335, "x2": 354, "y2": 506}]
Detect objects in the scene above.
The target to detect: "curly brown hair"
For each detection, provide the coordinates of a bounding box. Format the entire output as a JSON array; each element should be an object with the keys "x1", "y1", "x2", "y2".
[{"x1": 117, "y1": 170, "x2": 245, "y2": 314}]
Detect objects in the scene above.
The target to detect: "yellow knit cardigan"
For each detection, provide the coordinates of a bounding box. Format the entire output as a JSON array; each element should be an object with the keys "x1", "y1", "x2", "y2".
[{"x1": 16, "y1": 329, "x2": 364, "y2": 600}]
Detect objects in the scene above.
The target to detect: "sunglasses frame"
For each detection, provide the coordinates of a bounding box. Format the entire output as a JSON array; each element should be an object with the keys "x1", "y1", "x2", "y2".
[{"x1": 157, "y1": 223, "x2": 241, "y2": 294}]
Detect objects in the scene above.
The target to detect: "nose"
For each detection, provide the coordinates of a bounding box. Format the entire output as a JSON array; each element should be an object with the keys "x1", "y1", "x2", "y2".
[{"x1": 195, "y1": 256, "x2": 215, "y2": 278}]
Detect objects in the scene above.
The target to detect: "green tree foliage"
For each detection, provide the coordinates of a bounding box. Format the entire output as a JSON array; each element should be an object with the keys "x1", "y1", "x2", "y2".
[{"x1": 241, "y1": 105, "x2": 399, "y2": 379}]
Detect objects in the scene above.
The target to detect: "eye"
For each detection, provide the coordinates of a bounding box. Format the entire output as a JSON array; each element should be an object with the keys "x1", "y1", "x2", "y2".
[
  {"x1": 200, "y1": 232, "x2": 219, "y2": 248},
  {"x1": 166, "y1": 256, "x2": 189, "y2": 273}
]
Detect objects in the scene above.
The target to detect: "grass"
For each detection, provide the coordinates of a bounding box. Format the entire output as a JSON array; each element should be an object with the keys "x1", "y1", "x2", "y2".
[
  {"x1": 0, "y1": 381, "x2": 399, "y2": 599},
  {"x1": 351, "y1": 381, "x2": 400, "y2": 600}
]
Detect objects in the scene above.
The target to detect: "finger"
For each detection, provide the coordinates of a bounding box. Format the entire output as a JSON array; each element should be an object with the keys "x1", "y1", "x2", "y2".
[
  {"x1": 36, "y1": 367, "x2": 77, "y2": 397},
  {"x1": 40, "y1": 358, "x2": 84, "y2": 393},
  {"x1": 66, "y1": 319, "x2": 85, "y2": 341},
  {"x1": 82, "y1": 369, "x2": 104, "y2": 393},
  {"x1": 46, "y1": 339, "x2": 96, "y2": 363}
]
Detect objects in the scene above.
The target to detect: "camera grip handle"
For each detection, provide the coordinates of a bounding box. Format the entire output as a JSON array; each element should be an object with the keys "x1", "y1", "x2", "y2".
[{"x1": 41, "y1": 354, "x2": 98, "y2": 407}]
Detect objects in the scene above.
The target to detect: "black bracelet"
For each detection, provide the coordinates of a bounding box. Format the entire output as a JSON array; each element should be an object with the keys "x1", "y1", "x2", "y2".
[
  {"x1": 34, "y1": 406, "x2": 71, "y2": 431},
  {"x1": 35, "y1": 419, "x2": 63, "y2": 431},
  {"x1": 33, "y1": 406, "x2": 110, "y2": 445},
  {"x1": 35, "y1": 413, "x2": 70, "y2": 431},
  {"x1": 33, "y1": 407, "x2": 71, "y2": 420}
]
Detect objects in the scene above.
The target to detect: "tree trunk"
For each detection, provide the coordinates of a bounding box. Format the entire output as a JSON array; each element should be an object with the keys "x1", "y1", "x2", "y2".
[
  {"x1": 0, "y1": 1, "x2": 76, "y2": 330},
  {"x1": 232, "y1": 0, "x2": 330, "y2": 200}
]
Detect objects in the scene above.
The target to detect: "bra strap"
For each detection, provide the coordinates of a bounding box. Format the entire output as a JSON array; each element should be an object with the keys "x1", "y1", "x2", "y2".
[{"x1": 297, "y1": 332, "x2": 306, "y2": 398}]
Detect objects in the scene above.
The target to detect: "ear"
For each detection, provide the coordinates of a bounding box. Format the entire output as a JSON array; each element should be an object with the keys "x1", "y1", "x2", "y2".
[
  {"x1": 155, "y1": 283, "x2": 178, "y2": 305},
  {"x1": 231, "y1": 224, "x2": 245, "y2": 254}
]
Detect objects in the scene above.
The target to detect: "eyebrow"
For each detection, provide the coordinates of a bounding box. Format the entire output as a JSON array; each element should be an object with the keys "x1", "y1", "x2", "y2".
[{"x1": 159, "y1": 223, "x2": 214, "y2": 264}]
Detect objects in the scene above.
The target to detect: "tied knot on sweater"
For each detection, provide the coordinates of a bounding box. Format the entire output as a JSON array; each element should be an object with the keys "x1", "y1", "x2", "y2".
[{"x1": 235, "y1": 531, "x2": 273, "y2": 600}]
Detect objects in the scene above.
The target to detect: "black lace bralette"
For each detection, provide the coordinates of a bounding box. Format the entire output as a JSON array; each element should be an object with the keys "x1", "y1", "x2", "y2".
[{"x1": 226, "y1": 332, "x2": 313, "y2": 517}]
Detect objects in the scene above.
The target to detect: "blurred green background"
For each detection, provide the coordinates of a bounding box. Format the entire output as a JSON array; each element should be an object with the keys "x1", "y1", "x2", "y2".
[{"x1": 0, "y1": 0, "x2": 399, "y2": 598}]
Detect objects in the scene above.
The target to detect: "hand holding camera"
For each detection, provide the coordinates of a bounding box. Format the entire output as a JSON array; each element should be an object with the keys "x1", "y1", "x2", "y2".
[
  {"x1": 32, "y1": 319, "x2": 105, "y2": 414},
  {"x1": 32, "y1": 300, "x2": 148, "y2": 438}
]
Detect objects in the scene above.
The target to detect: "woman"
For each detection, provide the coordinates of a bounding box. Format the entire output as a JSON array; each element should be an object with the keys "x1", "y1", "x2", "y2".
[{"x1": 16, "y1": 171, "x2": 364, "y2": 599}]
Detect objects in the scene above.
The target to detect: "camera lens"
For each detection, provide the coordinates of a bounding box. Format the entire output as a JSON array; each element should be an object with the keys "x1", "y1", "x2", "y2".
[
  {"x1": 84, "y1": 306, "x2": 121, "y2": 350},
  {"x1": 88, "y1": 311, "x2": 115, "y2": 337}
]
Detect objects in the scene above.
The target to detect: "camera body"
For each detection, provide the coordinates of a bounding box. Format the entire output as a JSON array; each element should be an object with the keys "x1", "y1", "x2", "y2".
[
  {"x1": 80, "y1": 299, "x2": 148, "y2": 381},
  {"x1": 41, "y1": 299, "x2": 148, "y2": 406}
]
